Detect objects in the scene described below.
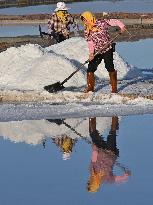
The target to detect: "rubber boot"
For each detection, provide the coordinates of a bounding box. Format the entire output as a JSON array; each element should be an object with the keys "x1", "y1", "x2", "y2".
[
  {"x1": 109, "y1": 70, "x2": 117, "y2": 93},
  {"x1": 89, "y1": 117, "x2": 107, "y2": 149},
  {"x1": 107, "y1": 116, "x2": 119, "y2": 156},
  {"x1": 111, "y1": 116, "x2": 119, "y2": 132},
  {"x1": 84, "y1": 72, "x2": 95, "y2": 93},
  {"x1": 89, "y1": 117, "x2": 96, "y2": 133}
]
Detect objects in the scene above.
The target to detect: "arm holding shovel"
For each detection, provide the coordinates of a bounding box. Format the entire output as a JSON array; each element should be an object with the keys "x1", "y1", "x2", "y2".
[
  {"x1": 80, "y1": 11, "x2": 126, "y2": 93},
  {"x1": 44, "y1": 11, "x2": 126, "y2": 93}
]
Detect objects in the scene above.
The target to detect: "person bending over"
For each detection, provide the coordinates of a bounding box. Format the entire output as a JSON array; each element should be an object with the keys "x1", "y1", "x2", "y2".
[{"x1": 80, "y1": 11, "x2": 125, "y2": 93}]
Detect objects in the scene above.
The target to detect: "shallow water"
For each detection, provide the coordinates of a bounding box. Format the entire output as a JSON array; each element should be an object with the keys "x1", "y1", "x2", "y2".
[
  {"x1": 0, "y1": 0, "x2": 153, "y2": 14},
  {"x1": 0, "y1": 114, "x2": 153, "y2": 205},
  {"x1": 0, "y1": 24, "x2": 40, "y2": 37},
  {"x1": 117, "y1": 38, "x2": 153, "y2": 69}
]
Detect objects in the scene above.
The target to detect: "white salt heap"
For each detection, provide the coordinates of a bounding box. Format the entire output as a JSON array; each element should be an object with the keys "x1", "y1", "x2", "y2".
[
  {"x1": 0, "y1": 37, "x2": 142, "y2": 91},
  {"x1": 0, "y1": 37, "x2": 153, "y2": 120}
]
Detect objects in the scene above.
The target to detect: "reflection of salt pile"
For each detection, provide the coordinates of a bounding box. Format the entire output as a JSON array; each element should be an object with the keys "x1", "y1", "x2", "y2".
[
  {"x1": 0, "y1": 37, "x2": 141, "y2": 91},
  {"x1": 0, "y1": 117, "x2": 112, "y2": 145}
]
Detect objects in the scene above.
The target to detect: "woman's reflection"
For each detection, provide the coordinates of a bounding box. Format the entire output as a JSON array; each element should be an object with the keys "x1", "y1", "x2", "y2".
[
  {"x1": 47, "y1": 119, "x2": 77, "y2": 160},
  {"x1": 87, "y1": 116, "x2": 131, "y2": 193},
  {"x1": 52, "y1": 135, "x2": 76, "y2": 160}
]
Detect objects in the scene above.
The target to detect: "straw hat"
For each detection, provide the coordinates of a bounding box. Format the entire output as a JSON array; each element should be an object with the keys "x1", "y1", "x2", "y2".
[
  {"x1": 62, "y1": 152, "x2": 71, "y2": 160},
  {"x1": 54, "y1": 2, "x2": 70, "y2": 12}
]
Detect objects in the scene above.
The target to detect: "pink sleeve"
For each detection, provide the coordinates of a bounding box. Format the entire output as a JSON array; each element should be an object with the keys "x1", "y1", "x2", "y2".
[
  {"x1": 107, "y1": 19, "x2": 125, "y2": 31},
  {"x1": 92, "y1": 150, "x2": 98, "y2": 162},
  {"x1": 91, "y1": 145, "x2": 98, "y2": 162},
  {"x1": 114, "y1": 173, "x2": 129, "y2": 183},
  {"x1": 87, "y1": 41, "x2": 95, "y2": 54}
]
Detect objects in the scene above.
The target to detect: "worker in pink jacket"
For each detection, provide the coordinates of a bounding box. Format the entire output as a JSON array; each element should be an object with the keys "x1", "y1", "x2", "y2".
[
  {"x1": 87, "y1": 117, "x2": 131, "y2": 193},
  {"x1": 80, "y1": 11, "x2": 125, "y2": 93}
]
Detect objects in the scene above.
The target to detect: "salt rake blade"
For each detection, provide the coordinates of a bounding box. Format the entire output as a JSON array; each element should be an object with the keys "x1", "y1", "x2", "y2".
[{"x1": 44, "y1": 81, "x2": 65, "y2": 93}]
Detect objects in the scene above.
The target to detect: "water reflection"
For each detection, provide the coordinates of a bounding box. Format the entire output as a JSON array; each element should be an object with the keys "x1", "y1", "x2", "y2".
[
  {"x1": 1, "y1": 115, "x2": 153, "y2": 204},
  {"x1": 0, "y1": 116, "x2": 131, "y2": 193},
  {"x1": 88, "y1": 117, "x2": 131, "y2": 193},
  {"x1": 52, "y1": 135, "x2": 76, "y2": 160},
  {"x1": 47, "y1": 118, "x2": 86, "y2": 160}
]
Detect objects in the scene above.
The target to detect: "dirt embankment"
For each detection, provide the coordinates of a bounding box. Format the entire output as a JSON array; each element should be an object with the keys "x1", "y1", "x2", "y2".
[
  {"x1": 1, "y1": 12, "x2": 153, "y2": 23},
  {"x1": 1, "y1": 27, "x2": 153, "y2": 53},
  {"x1": 0, "y1": 12, "x2": 153, "y2": 52},
  {"x1": 0, "y1": 12, "x2": 153, "y2": 19}
]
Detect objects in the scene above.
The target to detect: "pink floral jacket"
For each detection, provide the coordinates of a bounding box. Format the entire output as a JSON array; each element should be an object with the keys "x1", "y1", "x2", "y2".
[
  {"x1": 84, "y1": 19, "x2": 125, "y2": 54},
  {"x1": 91, "y1": 145, "x2": 129, "y2": 184}
]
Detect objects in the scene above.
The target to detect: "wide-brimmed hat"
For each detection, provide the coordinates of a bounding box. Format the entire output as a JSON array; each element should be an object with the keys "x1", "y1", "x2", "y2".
[
  {"x1": 62, "y1": 152, "x2": 71, "y2": 160},
  {"x1": 54, "y1": 2, "x2": 70, "y2": 12}
]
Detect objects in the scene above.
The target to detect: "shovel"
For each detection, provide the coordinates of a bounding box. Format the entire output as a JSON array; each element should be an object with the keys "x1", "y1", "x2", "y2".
[
  {"x1": 47, "y1": 118, "x2": 91, "y2": 143},
  {"x1": 44, "y1": 33, "x2": 120, "y2": 93},
  {"x1": 39, "y1": 24, "x2": 66, "y2": 44},
  {"x1": 39, "y1": 25, "x2": 50, "y2": 38},
  {"x1": 39, "y1": 25, "x2": 58, "y2": 40}
]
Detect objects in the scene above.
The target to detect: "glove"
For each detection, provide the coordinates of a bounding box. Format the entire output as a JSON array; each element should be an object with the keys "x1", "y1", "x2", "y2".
[{"x1": 89, "y1": 53, "x2": 94, "y2": 61}]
